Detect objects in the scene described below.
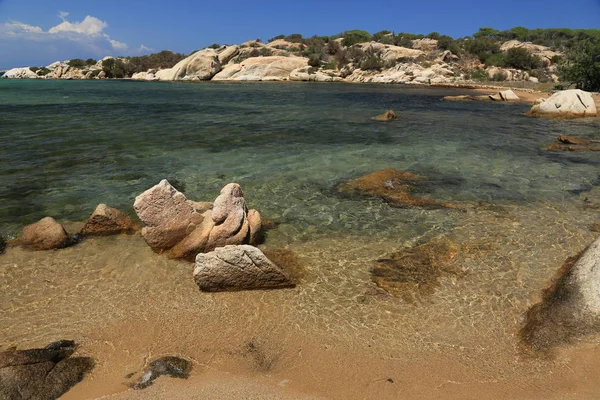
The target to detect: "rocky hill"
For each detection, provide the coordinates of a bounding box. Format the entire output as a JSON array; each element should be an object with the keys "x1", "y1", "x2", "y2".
[{"x1": 0, "y1": 28, "x2": 581, "y2": 86}]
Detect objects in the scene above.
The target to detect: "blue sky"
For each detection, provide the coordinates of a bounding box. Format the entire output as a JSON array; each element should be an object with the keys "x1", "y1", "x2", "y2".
[{"x1": 1, "y1": 0, "x2": 599, "y2": 68}]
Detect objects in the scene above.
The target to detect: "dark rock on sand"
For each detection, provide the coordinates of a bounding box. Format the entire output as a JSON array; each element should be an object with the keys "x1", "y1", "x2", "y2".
[
  {"x1": 80, "y1": 203, "x2": 139, "y2": 236},
  {"x1": 0, "y1": 236, "x2": 5, "y2": 254},
  {"x1": 336, "y1": 168, "x2": 459, "y2": 209},
  {"x1": 0, "y1": 340, "x2": 94, "y2": 400},
  {"x1": 18, "y1": 217, "x2": 70, "y2": 250},
  {"x1": 129, "y1": 356, "x2": 192, "y2": 390},
  {"x1": 372, "y1": 110, "x2": 397, "y2": 121},
  {"x1": 194, "y1": 245, "x2": 295, "y2": 292},
  {"x1": 521, "y1": 236, "x2": 600, "y2": 355},
  {"x1": 371, "y1": 238, "x2": 463, "y2": 303}
]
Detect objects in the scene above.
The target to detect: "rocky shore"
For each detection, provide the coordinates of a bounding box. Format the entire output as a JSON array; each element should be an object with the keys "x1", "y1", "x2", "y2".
[{"x1": 0, "y1": 37, "x2": 564, "y2": 86}]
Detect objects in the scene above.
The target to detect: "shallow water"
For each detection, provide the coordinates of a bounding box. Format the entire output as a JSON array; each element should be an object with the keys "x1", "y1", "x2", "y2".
[{"x1": 2, "y1": 81, "x2": 600, "y2": 399}]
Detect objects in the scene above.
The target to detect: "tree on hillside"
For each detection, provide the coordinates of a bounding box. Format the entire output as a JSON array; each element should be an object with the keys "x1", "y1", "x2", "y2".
[
  {"x1": 560, "y1": 39, "x2": 600, "y2": 92},
  {"x1": 341, "y1": 30, "x2": 372, "y2": 46}
]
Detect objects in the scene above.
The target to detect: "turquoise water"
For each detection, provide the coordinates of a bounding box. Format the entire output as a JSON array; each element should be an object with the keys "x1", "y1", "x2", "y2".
[{"x1": 1, "y1": 80, "x2": 599, "y2": 240}]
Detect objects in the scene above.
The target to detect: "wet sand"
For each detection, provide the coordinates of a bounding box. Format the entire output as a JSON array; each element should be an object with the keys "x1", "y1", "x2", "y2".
[{"x1": 3, "y1": 194, "x2": 600, "y2": 399}]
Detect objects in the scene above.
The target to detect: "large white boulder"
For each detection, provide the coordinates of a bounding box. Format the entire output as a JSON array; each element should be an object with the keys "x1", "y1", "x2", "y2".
[
  {"x1": 3, "y1": 67, "x2": 38, "y2": 79},
  {"x1": 155, "y1": 46, "x2": 240, "y2": 81},
  {"x1": 212, "y1": 56, "x2": 307, "y2": 81},
  {"x1": 529, "y1": 89, "x2": 597, "y2": 118}
]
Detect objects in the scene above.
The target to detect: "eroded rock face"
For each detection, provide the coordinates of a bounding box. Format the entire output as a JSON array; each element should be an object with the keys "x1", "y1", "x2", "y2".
[
  {"x1": 521, "y1": 237, "x2": 600, "y2": 355},
  {"x1": 169, "y1": 210, "x2": 215, "y2": 261},
  {"x1": 2, "y1": 67, "x2": 39, "y2": 79},
  {"x1": 336, "y1": 168, "x2": 458, "y2": 209},
  {"x1": 0, "y1": 340, "x2": 94, "y2": 400},
  {"x1": 19, "y1": 217, "x2": 70, "y2": 250},
  {"x1": 528, "y1": 89, "x2": 597, "y2": 118},
  {"x1": 133, "y1": 180, "x2": 204, "y2": 250},
  {"x1": 194, "y1": 245, "x2": 294, "y2": 292},
  {"x1": 156, "y1": 46, "x2": 240, "y2": 81},
  {"x1": 80, "y1": 204, "x2": 139, "y2": 236},
  {"x1": 205, "y1": 183, "x2": 249, "y2": 252},
  {"x1": 372, "y1": 110, "x2": 397, "y2": 121}
]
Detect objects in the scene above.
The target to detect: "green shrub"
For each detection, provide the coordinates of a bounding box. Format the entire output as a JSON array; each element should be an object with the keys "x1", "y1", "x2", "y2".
[
  {"x1": 308, "y1": 54, "x2": 321, "y2": 67},
  {"x1": 464, "y1": 38, "x2": 501, "y2": 63},
  {"x1": 559, "y1": 38, "x2": 600, "y2": 91},
  {"x1": 29, "y1": 66, "x2": 40, "y2": 73},
  {"x1": 259, "y1": 47, "x2": 272, "y2": 57},
  {"x1": 85, "y1": 58, "x2": 97, "y2": 66},
  {"x1": 469, "y1": 68, "x2": 488, "y2": 81},
  {"x1": 491, "y1": 71, "x2": 507, "y2": 81},
  {"x1": 36, "y1": 67, "x2": 51, "y2": 76},
  {"x1": 504, "y1": 47, "x2": 543, "y2": 70},
  {"x1": 341, "y1": 30, "x2": 372, "y2": 47},
  {"x1": 485, "y1": 52, "x2": 507, "y2": 67},
  {"x1": 67, "y1": 59, "x2": 86, "y2": 68}
]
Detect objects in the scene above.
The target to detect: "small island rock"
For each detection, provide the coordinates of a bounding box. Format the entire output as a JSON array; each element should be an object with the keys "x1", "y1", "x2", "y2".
[
  {"x1": 80, "y1": 204, "x2": 139, "y2": 236},
  {"x1": 194, "y1": 245, "x2": 294, "y2": 292},
  {"x1": 19, "y1": 217, "x2": 70, "y2": 250},
  {"x1": 372, "y1": 110, "x2": 397, "y2": 121}
]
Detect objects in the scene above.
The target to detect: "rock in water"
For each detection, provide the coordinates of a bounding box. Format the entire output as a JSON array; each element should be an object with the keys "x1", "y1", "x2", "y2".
[
  {"x1": 521, "y1": 236, "x2": 600, "y2": 354},
  {"x1": 194, "y1": 245, "x2": 294, "y2": 292},
  {"x1": 169, "y1": 210, "x2": 215, "y2": 261},
  {"x1": 0, "y1": 236, "x2": 5, "y2": 254},
  {"x1": 133, "y1": 180, "x2": 204, "y2": 250},
  {"x1": 204, "y1": 183, "x2": 249, "y2": 252},
  {"x1": 80, "y1": 204, "x2": 139, "y2": 236},
  {"x1": 372, "y1": 110, "x2": 397, "y2": 121},
  {"x1": 528, "y1": 89, "x2": 597, "y2": 118},
  {"x1": 336, "y1": 168, "x2": 459, "y2": 209},
  {"x1": 18, "y1": 217, "x2": 70, "y2": 250},
  {"x1": 130, "y1": 356, "x2": 192, "y2": 390},
  {"x1": 0, "y1": 340, "x2": 94, "y2": 400}
]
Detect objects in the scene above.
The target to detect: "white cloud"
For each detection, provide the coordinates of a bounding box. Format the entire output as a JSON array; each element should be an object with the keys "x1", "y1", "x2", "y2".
[
  {"x1": 108, "y1": 37, "x2": 128, "y2": 51},
  {"x1": 138, "y1": 44, "x2": 153, "y2": 53},
  {"x1": 0, "y1": 12, "x2": 139, "y2": 66},
  {"x1": 49, "y1": 15, "x2": 108, "y2": 36}
]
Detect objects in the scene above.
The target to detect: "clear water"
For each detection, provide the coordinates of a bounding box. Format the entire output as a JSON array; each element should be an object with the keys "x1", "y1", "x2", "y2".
[
  {"x1": 1, "y1": 80, "x2": 599, "y2": 241},
  {"x1": 2, "y1": 80, "x2": 600, "y2": 398}
]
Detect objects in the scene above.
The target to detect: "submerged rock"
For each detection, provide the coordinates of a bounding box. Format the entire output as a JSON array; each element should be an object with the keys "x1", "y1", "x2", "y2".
[
  {"x1": 18, "y1": 217, "x2": 70, "y2": 250},
  {"x1": 0, "y1": 340, "x2": 94, "y2": 400},
  {"x1": 372, "y1": 110, "x2": 398, "y2": 121},
  {"x1": 542, "y1": 135, "x2": 600, "y2": 151},
  {"x1": 133, "y1": 180, "x2": 204, "y2": 250},
  {"x1": 371, "y1": 238, "x2": 462, "y2": 302},
  {"x1": 80, "y1": 204, "x2": 139, "y2": 236},
  {"x1": 129, "y1": 356, "x2": 192, "y2": 390},
  {"x1": 521, "y1": 237, "x2": 600, "y2": 355},
  {"x1": 194, "y1": 245, "x2": 294, "y2": 292},
  {"x1": 336, "y1": 168, "x2": 459, "y2": 209},
  {"x1": 528, "y1": 89, "x2": 597, "y2": 118}
]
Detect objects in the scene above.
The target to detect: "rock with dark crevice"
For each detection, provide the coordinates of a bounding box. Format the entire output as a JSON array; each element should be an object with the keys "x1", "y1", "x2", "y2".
[
  {"x1": 80, "y1": 204, "x2": 139, "y2": 236},
  {"x1": 194, "y1": 245, "x2": 295, "y2": 292},
  {"x1": 0, "y1": 340, "x2": 94, "y2": 400},
  {"x1": 372, "y1": 110, "x2": 397, "y2": 121}
]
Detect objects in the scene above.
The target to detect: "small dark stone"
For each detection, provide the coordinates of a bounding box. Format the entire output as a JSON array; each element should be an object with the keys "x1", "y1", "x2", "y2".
[
  {"x1": 132, "y1": 356, "x2": 192, "y2": 390},
  {"x1": 0, "y1": 236, "x2": 6, "y2": 254},
  {"x1": 45, "y1": 340, "x2": 76, "y2": 351},
  {"x1": 387, "y1": 378, "x2": 394, "y2": 383}
]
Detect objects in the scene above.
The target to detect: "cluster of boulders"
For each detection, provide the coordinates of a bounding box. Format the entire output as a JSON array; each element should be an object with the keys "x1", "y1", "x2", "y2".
[
  {"x1": 528, "y1": 88, "x2": 597, "y2": 118},
  {"x1": 6, "y1": 180, "x2": 293, "y2": 293},
  {"x1": 2, "y1": 57, "x2": 117, "y2": 80},
  {"x1": 442, "y1": 89, "x2": 521, "y2": 102}
]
